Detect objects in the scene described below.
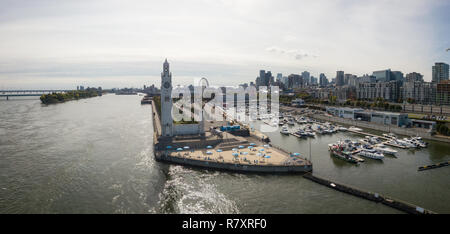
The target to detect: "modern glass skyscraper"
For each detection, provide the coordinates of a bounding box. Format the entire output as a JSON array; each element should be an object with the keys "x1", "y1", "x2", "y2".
[
  {"x1": 336, "y1": 71, "x2": 344, "y2": 86},
  {"x1": 372, "y1": 69, "x2": 392, "y2": 82},
  {"x1": 432, "y1": 62, "x2": 449, "y2": 83}
]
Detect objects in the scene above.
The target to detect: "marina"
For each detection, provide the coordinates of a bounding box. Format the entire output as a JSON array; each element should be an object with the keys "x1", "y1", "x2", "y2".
[{"x1": 270, "y1": 111, "x2": 426, "y2": 165}]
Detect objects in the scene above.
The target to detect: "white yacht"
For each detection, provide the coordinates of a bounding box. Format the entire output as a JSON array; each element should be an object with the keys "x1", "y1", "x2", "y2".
[
  {"x1": 374, "y1": 144, "x2": 397, "y2": 156},
  {"x1": 411, "y1": 137, "x2": 427, "y2": 147},
  {"x1": 396, "y1": 139, "x2": 416, "y2": 148},
  {"x1": 338, "y1": 126, "x2": 348, "y2": 132},
  {"x1": 287, "y1": 119, "x2": 295, "y2": 125},
  {"x1": 292, "y1": 129, "x2": 307, "y2": 138},
  {"x1": 359, "y1": 138, "x2": 371, "y2": 145},
  {"x1": 383, "y1": 133, "x2": 397, "y2": 139},
  {"x1": 348, "y1": 126, "x2": 363, "y2": 131},
  {"x1": 358, "y1": 147, "x2": 385, "y2": 160},
  {"x1": 280, "y1": 126, "x2": 290, "y2": 135},
  {"x1": 304, "y1": 130, "x2": 315, "y2": 137},
  {"x1": 403, "y1": 138, "x2": 426, "y2": 148}
]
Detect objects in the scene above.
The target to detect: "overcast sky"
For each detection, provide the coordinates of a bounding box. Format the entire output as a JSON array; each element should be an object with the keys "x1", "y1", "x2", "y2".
[{"x1": 0, "y1": 0, "x2": 449, "y2": 89}]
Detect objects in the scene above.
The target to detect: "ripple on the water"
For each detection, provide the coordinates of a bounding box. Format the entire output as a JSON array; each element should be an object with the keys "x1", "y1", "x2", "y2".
[{"x1": 157, "y1": 165, "x2": 239, "y2": 214}]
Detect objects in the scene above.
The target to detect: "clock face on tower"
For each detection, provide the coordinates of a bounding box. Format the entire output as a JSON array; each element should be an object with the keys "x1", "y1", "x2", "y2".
[{"x1": 163, "y1": 81, "x2": 171, "y2": 89}]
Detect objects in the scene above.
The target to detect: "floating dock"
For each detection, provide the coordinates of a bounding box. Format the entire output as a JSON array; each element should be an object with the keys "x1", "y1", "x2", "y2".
[
  {"x1": 303, "y1": 173, "x2": 436, "y2": 214},
  {"x1": 418, "y1": 161, "x2": 449, "y2": 171},
  {"x1": 290, "y1": 132, "x2": 305, "y2": 139},
  {"x1": 350, "y1": 153, "x2": 365, "y2": 162}
]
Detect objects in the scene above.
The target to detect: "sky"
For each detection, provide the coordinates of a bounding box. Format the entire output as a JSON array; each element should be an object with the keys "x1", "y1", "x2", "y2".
[{"x1": 0, "y1": 0, "x2": 449, "y2": 89}]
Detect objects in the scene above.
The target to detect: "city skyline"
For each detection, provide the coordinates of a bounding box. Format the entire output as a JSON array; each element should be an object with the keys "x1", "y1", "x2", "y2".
[{"x1": 0, "y1": 0, "x2": 449, "y2": 89}]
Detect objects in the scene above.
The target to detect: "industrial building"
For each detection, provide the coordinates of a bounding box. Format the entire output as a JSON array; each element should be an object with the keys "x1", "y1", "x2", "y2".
[{"x1": 325, "y1": 107, "x2": 409, "y2": 127}]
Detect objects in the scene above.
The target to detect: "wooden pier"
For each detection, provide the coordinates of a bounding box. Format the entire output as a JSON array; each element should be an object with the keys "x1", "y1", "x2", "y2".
[
  {"x1": 290, "y1": 132, "x2": 306, "y2": 139},
  {"x1": 350, "y1": 153, "x2": 365, "y2": 162},
  {"x1": 303, "y1": 173, "x2": 436, "y2": 214}
]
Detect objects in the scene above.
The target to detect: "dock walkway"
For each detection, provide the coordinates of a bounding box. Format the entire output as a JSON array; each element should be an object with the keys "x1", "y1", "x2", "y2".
[
  {"x1": 303, "y1": 173, "x2": 436, "y2": 214},
  {"x1": 418, "y1": 161, "x2": 449, "y2": 171}
]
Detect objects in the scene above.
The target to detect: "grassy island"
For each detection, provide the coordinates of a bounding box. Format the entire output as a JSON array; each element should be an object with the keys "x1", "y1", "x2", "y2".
[{"x1": 40, "y1": 89, "x2": 101, "y2": 104}]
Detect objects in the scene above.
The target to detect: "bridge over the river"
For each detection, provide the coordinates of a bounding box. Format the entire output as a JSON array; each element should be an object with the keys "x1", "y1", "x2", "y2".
[{"x1": 0, "y1": 90, "x2": 72, "y2": 100}]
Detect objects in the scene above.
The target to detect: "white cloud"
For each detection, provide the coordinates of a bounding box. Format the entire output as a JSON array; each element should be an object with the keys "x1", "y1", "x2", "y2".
[{"x1": 266, "y1": 46, "x2": 317, "y2": 60}]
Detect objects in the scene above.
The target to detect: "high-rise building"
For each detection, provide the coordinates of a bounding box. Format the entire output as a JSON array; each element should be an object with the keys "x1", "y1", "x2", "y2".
[
  {"x1": 310, "y1": 76, "x2": 318, "y2": 85},
  {"x1": 372, "y1": 69, "x2": 392, "y2": 82},
  {"x1": 344, "y1": 74, "x2": 357, "y2": 86},
  {"x1": 282, "y1": 76, "x2": 288, "y2": 86},
  {"x1": 432, "y1": 62, "x2": 449, "y2": 83},
  {"x1": 287, "y1": 74, "x2": 302, "y2": 88},
  {"x1": 336, "y1": 71, "x2": 345, "y2": 86},
  {"x1": 358, "y1": 74, "x2": 376, "y2": 83},
  {"x1": 402, "y1": 80, "x2": 436, "y2": 104},
  {"x1": 405, "y1": 72, "x2": 424, "y2": 82},
  {"x1": 302, "y1": 71, "x2": 310, "y2": 85},
  {"x1": 319, "y1": 73, "x2": 328, "y2": 87},
  {"x1": 356, "y1": 80, "x2": 401, "y2": 102},
  {"x1": 436, "y1": 80, "x2": 450, "y2": 105},
  {"x1": 256, "y1": 70, "x2": 274, "y2": 87},
  {"x1": 391, "y1": 71, "x2": 404, "y2": 82},
  {"x1": 276, "y1": 73, "x2": 283, "y2": 82}
]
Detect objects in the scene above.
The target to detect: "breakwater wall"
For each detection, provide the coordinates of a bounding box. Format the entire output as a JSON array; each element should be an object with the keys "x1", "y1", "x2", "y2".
[
  {"x1": 155, "y1": 152, "x2": 312, "y2": 173},
  {"x1": 303, "y1": 173, "x2": 435, "y2": 214}
]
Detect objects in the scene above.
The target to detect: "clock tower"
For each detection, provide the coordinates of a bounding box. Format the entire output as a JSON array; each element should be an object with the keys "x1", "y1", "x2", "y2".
[{"x1": 161, "y1": 59, "x2": 173, "y2": 137}]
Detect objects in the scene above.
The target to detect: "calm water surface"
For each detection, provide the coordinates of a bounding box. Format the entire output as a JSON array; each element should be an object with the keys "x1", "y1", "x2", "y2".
[{"x1": 0, "y1": 95, "x2": 448, "y2": 213}]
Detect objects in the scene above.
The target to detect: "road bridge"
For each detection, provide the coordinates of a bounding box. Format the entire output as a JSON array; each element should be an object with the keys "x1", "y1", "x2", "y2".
[{"x1": 0, "y1": 90, "x2": 72, "y2": 100}]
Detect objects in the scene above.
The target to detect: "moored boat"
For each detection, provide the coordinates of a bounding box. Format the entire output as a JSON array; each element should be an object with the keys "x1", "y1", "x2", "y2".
[
  {"x1": 328, "y1": 143, "x2": 359, "y2": 164},
  {"x1": 280, "y1": 126, "x2": 290, "y2": 135},
  {"x1": 374, "y1": 144, "x2": 397, "y2": 156}
]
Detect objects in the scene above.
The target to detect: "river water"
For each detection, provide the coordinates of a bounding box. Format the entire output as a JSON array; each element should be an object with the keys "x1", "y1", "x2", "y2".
[{"x1": 0, "y1": 94, "x2": 448, "y2": 213}]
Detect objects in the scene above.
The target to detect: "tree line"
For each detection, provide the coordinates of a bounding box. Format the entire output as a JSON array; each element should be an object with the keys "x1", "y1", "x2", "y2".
[{"x1": 40, "y1": 89, "x2": 100, "y2": 104}]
